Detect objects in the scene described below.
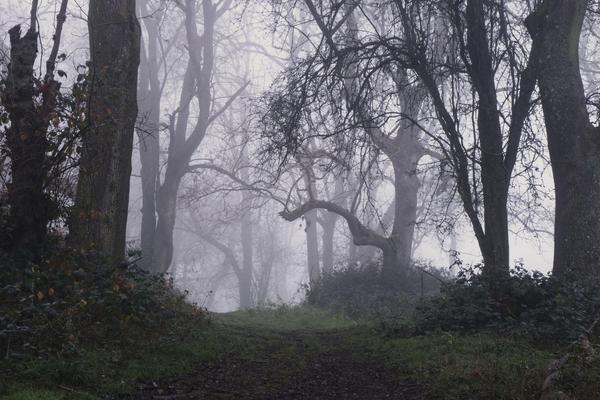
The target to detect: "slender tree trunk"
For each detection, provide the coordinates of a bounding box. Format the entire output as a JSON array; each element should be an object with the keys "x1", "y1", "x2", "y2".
[
  {"x1": 256, "y1": 241, "x2": 275, "y2": 306},
  {"x1": 305, "y1": 209, "x2": 321, "y2": 284},
  {"x1": 239, "y1": 164, "x2": 254, "y2": 308},
  {"x1": 151, "y1": 61, "x2": 194, "y2": 274},
  {"x1": 137, "y1": 0, "x2": 160, "y2": 271},
  {"x1": 465, "y1": 0, "x2": 510, "y2": 281},
  {"x1": 137, "y1": 93, "x2": 160, "y2": 270},
  {"x1": 348, "y1": 240, "x2": 357, "y2": 263},
  {"x1": 70, "y1": 0, "x2": 141, "y2": 261},
  {"x1": 528, "y1": 0, "x2": 600, "y2": 281},
  {"x1": 153, "y1": 176, "x2": 181, "y2": 273},
  {"x1": 321, "y1": 177, "x2": 344, "y2": 274}
]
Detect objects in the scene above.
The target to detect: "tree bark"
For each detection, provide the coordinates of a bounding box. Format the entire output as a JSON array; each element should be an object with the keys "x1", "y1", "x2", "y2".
[
  {"x1": 321, "y1": 210, "x2": 337, "y2": 274},
  {"x1": 305, "y1": 209, "x2": 321, "y2": 284},
  {"x1": 2, "y1": 1, "x2": 68, "y2": 258},
  {"x1": 2, "y1": 23, "x2": 46, "y2": 257},
  {"x1": 239, "y1": 153, "x2": 254, "y2": 309},
  {"x1": 465, "y1": 0, "x2": 510, "y2": 281},
  {"x1": 137, "y1": 0, "x2": 161, "y2": 271},
  {"x1": 527, "y1": 0, "x2": 600, "y2": 281},
  {"x1": 385, "y1": 154, "x2": 419, "y2": 280},
  {"x1": 70, "y1": 0, "x2": 141, "y2": 260}
]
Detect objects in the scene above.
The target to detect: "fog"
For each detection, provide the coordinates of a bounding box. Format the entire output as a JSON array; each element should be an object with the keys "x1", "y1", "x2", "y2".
[{"x1": 3, "y1": 0, "x2": 590, "y2": 313}]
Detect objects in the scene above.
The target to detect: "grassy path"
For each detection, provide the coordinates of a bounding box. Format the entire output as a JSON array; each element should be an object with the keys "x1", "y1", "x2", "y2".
[
  {"x1": 5, "y1": 306, "x2": 558, "y2": 400},
  {"x1": 115, "y1": 314, "x2": 422, "y2": 399},
  {"x1": 107, "y1": 307, "x2": 551, "y2": 400}
]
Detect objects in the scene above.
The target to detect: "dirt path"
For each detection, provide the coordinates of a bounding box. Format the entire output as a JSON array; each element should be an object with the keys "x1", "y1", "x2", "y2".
[{"x1": 112, "y1": 320, "x2": 423, "y2": 399}]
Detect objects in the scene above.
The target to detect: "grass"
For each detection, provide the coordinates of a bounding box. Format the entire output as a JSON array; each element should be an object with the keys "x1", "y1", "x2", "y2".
[
  {"x1": 4, "y1": 304, "x2": 594, "y2": 400},
  {"x1": 351, "y1": 332, "x2": 555, "y2": 399},
  {"x1": 217, "y1": 304, "x2": 357, "y2": 331},
  {"x1": 2, "y1": 319, "x2": 227, "y2": 399}
]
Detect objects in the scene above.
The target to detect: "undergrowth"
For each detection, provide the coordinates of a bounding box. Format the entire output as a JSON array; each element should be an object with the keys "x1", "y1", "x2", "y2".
[
  {"x1": 0, "y1": 247, "x2": 207, "y2": 398},
  {"x1": 306, "y1": 261, "x2": 447, "y2": 324}
]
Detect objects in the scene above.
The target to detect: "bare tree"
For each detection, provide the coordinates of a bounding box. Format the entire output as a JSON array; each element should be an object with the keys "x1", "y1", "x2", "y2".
[
  {"x1": 136, "y1": 0, "x2": 164, "y2": 271},
  {"x1": 146, "y1": 0, "x2": 247, "y2": 274},
  {"x1": 274, "y1": 1, "x2": 443, "y2": 281}
]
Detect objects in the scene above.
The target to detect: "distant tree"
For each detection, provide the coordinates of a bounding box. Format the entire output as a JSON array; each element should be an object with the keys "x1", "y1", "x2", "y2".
[
  {"x1": 136, "y1": 0, "x2": 164, "y2": 271},
  {"x1": 272, "y1": 1, "x2": 445, "y2": 281},
  {"x1": 70, "y1": 0, "x2": 141, "y2": 260},
  {"x1": 135, "y1": 0, "x2": 247, "y2": 274}
]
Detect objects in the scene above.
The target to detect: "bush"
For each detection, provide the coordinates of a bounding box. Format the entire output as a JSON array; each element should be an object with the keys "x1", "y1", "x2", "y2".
[
  {"x1": 415, "y1": 263, "x2": 600, "y2": 343},
  {"x1": 306, "y1": 260, "x2": 448, "y2": 324},
  {"x1": 0, "y1": 247, "x2": 204, "y2": 363}
]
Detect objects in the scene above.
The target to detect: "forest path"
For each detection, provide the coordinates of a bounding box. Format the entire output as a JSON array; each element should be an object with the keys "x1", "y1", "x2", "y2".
[{"x1": 113, "y1": 310, "x2": 423, "y2": 400}]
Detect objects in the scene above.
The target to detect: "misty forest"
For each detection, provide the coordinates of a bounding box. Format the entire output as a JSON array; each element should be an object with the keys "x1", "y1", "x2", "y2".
[{"x1": 1, "y1": 0, "x2": 600, "y2": 399}]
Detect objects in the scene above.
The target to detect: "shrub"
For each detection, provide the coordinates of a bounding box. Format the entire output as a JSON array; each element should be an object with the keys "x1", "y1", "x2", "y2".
[
  {"x1": 306, "y1": 260, "x2": 448, "y2": 324},
  {"x1": 0, "y1": 247, "x2": 204, "y2": 363},
  {"x1": 415, "y1": 263, "x2": 600, "y2": 343}
]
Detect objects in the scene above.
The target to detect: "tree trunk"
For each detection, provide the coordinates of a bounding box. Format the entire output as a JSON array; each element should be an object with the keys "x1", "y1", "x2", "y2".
[
  {"x1": 239, "y1": 165, "x2": 254, "y2": 309},
  {"x1": 528, "y1": 0, "x2": 600, "y2": 281},
  {"x1": 321, "y1": 211, "x2": 337, "y2": 274},
  {"x1": 70, "y1": 0, "x2": 140, "y2": 261},
  {"x1": 465, "y1": 0, "x2": 510, "y2": 281},
  {"x1": 137, "y1": 0, "x2": 160, "y2": 271},
  {"x1": 305, "y1": 209, "x2": 321, "y2": 285},
  {"x1": 384, "y1": 154, "x2": 419, "y2": 279},
  {"x1": 2, "y1": 24, "x2": 48, "y2": 258},
  {"x1": 153, "y1": 176, "x2": 181, "y2": 274},
  {"x1": 150, "y1": 60, "x2": 195, "y2": 274}
]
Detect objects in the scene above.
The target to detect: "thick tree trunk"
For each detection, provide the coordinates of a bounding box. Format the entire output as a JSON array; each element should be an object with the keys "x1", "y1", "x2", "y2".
[
  {"x1": 384, "y1": 154, "x2": 419, "y2": 279},
  {"x1": 528, "y1": 0, "x2": 600, "y2": 281},
  {"x1": 382, "y1": 246, "x2": 404, "y2": 282},
  {"x1": 2, "y1": 24, "x2": 48, "y2": 257},
  {"x1": 321, "y1": 211, "x2": 337, "y2": 274},
  {"x1": 70, "y1": 0, "x2": 141, "y2": 261}
]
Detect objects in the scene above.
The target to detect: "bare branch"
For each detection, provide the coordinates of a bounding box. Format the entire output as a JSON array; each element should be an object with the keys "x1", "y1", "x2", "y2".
[{"x1": 280, "y1": 200, "x2": 389, "y2": 249}]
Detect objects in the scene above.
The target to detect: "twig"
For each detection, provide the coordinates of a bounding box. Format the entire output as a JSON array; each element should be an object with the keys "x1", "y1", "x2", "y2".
[{"x1": 57, "y1": 384, "x2": 100, "y2": 399}]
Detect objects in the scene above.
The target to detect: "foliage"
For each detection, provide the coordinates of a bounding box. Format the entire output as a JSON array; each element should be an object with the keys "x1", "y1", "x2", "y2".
[
  {"x1": 0, "y1": 247, "x2": 204, "y2": 365},
  {"x1": 415, "y1": 263, "x2": 600, "y2": 343},
  {"x1": 306, "y1": 261, "x2": 449, "y2": 324},
  {"x1": 556, "y1": 332, "x2": 600, "y2": 398},
  {"x1": 0, "y1": 63, "x2": 89, "y2": 246}
]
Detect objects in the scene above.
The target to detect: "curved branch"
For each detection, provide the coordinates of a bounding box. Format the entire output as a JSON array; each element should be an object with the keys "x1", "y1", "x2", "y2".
[
  {"x1": 193, "y1": 229, "x2": 241, "y2": 277},
  {"x1": 280, "y1": 200, "x2": 388, "y2": 249}
]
